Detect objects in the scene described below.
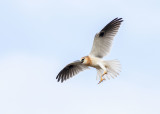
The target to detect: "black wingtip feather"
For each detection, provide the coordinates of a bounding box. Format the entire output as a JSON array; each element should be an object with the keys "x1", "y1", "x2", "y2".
[
  {"x1": 56, "y1": 61, "x2": 89, "y2": 83},
  {"x1": 56, "y1": 76, "x2": 58, "y2": 79},
  {"x1": 100, "y1": 17, "x2": 123, "y2": 34}
]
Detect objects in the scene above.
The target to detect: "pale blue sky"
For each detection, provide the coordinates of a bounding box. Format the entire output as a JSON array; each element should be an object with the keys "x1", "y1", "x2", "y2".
[{"x1": 0, "y1": 0, "x2": 160, "y2": 114}]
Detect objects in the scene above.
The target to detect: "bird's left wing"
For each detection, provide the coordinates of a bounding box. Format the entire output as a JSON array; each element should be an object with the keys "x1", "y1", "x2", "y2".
[
  {"x1": 56, "y1": 60, "x2": 89, "y2": 83},
  {"x1": 89, "y1": 18, "x2": 123, "y2": 58}
]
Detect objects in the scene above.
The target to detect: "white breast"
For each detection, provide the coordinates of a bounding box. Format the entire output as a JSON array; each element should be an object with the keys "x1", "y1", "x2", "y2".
[{"x1": 89, "y1": 56, "x2": 103, "y2": 68}]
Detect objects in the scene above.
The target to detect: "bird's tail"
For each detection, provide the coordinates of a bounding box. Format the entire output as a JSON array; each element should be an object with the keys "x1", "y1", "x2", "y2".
[{"x1": 96, "y1": 60, "x2": 121, "y2": 80}]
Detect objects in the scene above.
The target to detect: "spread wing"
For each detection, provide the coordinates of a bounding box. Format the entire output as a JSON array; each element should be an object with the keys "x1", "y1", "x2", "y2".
[
  {"x1": 56, "y1": 60, "x2": 89, "y2": 83},
  {"x1": 89, "y1": 18, "x2": 123, "y2": 58}
]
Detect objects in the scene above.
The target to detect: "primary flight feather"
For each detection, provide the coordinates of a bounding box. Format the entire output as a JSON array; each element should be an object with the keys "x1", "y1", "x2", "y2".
[{"x1": 56, "y1": 18, "x2": 123, "y2": 84}]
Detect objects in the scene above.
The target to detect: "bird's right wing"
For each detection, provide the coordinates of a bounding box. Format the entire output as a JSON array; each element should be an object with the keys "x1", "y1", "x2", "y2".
[
  {"x1": 56, "y1": 60, "x2": 89, "y2": 83},
  {"x1": 89, "y1": 18, "x2": 123, "y2": 58}
]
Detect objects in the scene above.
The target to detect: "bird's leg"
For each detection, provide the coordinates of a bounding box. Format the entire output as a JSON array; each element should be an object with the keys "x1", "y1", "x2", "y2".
[
  {"x1": 102, "y1": 71, "x2": 107, "y2": 77},
  {"x1": 98, "y1": 63, "x2": 107, "y2": 84},
  {"x1": 98, "y1": 71, "x2": 107, "y2": 84}
]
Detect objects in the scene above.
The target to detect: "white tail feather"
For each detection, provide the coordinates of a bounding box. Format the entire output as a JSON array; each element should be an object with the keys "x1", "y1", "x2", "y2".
[{"x1": 96, "y1": 60, "x2": 121, "y2": 80}]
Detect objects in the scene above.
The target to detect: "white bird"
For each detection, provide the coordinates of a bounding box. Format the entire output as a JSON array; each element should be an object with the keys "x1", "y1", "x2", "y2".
[{"x1": 56, "y1": 18, "x2": 123, "y2": 84}]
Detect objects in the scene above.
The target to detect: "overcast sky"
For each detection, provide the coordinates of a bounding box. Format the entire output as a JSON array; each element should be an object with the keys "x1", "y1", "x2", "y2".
[{"x1": 0, "y1": 0, "x2": 160, "y2": 114}]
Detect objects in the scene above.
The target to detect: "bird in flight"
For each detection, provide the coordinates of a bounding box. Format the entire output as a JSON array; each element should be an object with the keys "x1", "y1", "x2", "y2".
[{"x1": 56, "y1": 18, "x2": 123, "y2": 84}]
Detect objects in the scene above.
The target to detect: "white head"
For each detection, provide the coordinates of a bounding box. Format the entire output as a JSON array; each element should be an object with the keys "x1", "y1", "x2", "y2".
[{"x1": 80, "y1": 56, "x2": 91, "y2": 65}]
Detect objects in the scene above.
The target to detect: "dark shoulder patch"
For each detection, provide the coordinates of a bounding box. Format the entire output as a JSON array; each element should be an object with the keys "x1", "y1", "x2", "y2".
[
  {"x1": 68, "y1": 65, "x2": 74, "y2": 69},
  {"x1": 99, "y1": 31, "x2": 104, "y2": 37}
]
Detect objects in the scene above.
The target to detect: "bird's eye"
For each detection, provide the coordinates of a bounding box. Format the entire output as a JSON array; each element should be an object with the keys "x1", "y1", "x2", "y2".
[{"x1": 81, "y1": 58, "x2": 85, "y2": 63}]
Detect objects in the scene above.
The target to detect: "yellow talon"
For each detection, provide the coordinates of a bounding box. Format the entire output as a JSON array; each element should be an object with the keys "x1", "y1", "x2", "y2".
[
  {"x1": 98, "y1": 76, "x2": 106, "y2": 84},
  {"x1": 98, "y1": 71, "x2": 107, "y2": 84}
]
